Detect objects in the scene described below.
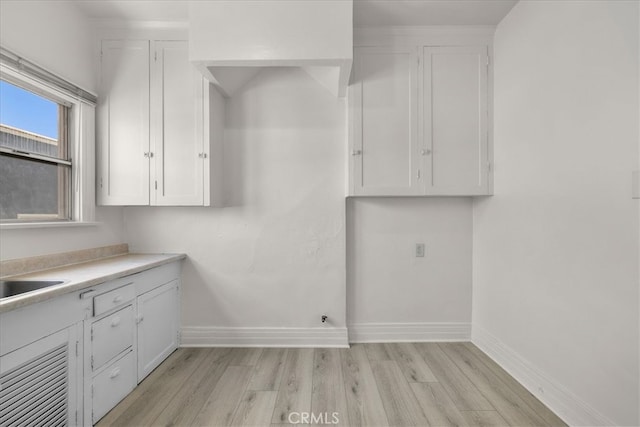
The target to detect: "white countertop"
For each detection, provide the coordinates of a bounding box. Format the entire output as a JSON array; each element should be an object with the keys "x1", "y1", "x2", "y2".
[{"x1": 0, "y1": 253, "x2": 186, "y2": 313}]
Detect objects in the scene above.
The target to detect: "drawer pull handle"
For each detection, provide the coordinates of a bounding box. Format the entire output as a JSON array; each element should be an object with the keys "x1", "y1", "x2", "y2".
[
  {"x1": 113, "y1": 295, "x2": 123, "y2": 304},
  {"x1": 111, "y1": 316, "x2": 121, "y2": 327},
  {"x1": 110, "y1": 367, "x2": 121, "y2": 379},
  {"x1": 80, "y1": 290, "x2": 96, "y2": 300}
]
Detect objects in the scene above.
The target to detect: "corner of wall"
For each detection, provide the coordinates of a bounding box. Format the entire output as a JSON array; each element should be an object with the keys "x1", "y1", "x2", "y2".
[{"x1": 472, "y1": 327, "x2": 616, "y2": 427}]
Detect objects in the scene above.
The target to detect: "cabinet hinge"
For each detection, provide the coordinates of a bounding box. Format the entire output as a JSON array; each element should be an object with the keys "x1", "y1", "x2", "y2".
[
  {"x1": 154, "y1": 51, "x2": 157, "y2": 61},
  {"x1": 100, "y1": 177, "x2": 103, "y2": 189},
  {"x1": 417, "y1": 169, "x2": 421, "y2": 180},
  {"x1": 75, "y1": 341, "x2": 79, "y2": 357},
  {"x1": 155, "y1": 181, "x2": 158, "y2": 190}
]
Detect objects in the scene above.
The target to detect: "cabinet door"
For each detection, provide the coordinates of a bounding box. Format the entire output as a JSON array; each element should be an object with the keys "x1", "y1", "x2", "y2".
[
  {"x1": 0, "y1": 326, "x2": 79, "y2": 426},
  {"x1": 98, "y1": 40, "x2": 150, "y2": 205},
  {"x1": 352, "y1": 47, "x2": 421, "y2": 196},
  {"x1": 151, "y1": 41, "x2": 206, "y2": 206},
  {"x1": 423, "y1": 46, "x2": 489, "y2": 195},
  {"x1": 136, "y1": 280, "x2": 179, "y2": 382}
]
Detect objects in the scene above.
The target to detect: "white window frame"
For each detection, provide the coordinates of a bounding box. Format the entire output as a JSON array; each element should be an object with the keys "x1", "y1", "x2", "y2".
[{"x1": 0, "y1": 64, "x2": 97, "y2": 229}]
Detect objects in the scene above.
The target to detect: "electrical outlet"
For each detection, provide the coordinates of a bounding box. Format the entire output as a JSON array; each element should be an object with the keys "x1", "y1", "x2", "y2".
[{"x1": 415, "y1": 243, "x2": 425, "y2": 257}]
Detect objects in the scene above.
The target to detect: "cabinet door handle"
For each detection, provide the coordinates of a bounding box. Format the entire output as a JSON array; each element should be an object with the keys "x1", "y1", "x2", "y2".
[
  {"x1": 144, "y1": 152, "x2": 154, "y2": 158},
  {"x1": 113, "y1": 295, "x2": 123, "y2": 304},
  {"x1": 109, "y1": 367, "x2": 121, "y2": 379},
  {"x1": 352, "y1": 150, "x2": 362, "y2": 156},
  {"x1": 421, "y1": 149, "x2": 432, "y2": 155},
  {"x1": 110, "y1": 316, "x2": 121, "y2": 327}
]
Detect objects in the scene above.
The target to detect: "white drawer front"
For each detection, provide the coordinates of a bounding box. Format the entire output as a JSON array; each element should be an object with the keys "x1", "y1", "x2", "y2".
[
  {"x1": 92, "y1": 305, "x2": 134, "y2": 370},
  {"x1": 94, "y1": 283, "x2": 135, "y2": 316},
  {"x1": 92, "y1": 350, "x2": 136, "y2": 424}
]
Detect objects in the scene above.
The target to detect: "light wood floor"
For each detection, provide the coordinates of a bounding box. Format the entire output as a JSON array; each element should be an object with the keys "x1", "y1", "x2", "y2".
[{"x1": 97, "y1": 343, "x2": 567, "y2": 427}]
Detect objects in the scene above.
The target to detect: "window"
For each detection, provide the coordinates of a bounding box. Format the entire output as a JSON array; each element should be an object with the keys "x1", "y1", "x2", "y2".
[
  {"x1": 0, "y1": 80, "x2": 72, "y2": 222},
  {"x1": 0, "y1": 46, "x2": 98, "y2": 227}
]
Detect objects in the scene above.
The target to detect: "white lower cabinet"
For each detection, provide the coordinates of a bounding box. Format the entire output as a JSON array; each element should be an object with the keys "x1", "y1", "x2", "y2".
[
  {"x1": 84, "y1": 282, "x2": 136, "y2": 425},
  {"x1": 0, "y1": 261, "x2": 181, "y2": 426},
  {"x1": 0, "y1": 326, "x2": 80, "y2": 427},
  {"x1": 83, "y1": 262, "x2": 181, "y2": 425},
  {"x1": 137, "y1": 280, "x2": 179, "y2": 382},
  {"x1": 0, "y1": 290, "x2": 86, "y2": 426}
]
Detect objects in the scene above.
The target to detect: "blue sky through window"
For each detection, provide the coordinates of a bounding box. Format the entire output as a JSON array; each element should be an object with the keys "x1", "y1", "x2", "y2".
[{"x1": 0, "y1": 80, "x2": 58, "y2": 139}]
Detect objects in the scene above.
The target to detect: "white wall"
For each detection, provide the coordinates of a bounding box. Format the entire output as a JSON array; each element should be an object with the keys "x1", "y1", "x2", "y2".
[
  {"x1": 124, "y1": 68, "x2": 347, "y2": 335},
  {"x1": 0, "y1": 1, "x2": 126, "y2": 261},
  {"x1": 0, "y1": 1, "x2": 96, "y2": 92},
  {"x1": 473, "y1": 1, "x2": 639, "y2": 425},
  {"x1": 0, "y1": 210, "x2": 125, "y2": 261},
  {"x1": 347, "y1": 197, "x2": 472, "y2": 340}
]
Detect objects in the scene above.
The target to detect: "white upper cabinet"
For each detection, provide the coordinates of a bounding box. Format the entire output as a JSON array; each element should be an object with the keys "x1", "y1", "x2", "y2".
[
  {"x1": 350, "y1": 44, "x2": 491, "y2": 197},
  {"x1": 151, "y1": 41, "x2": 205, "y2": 206},
  {"x1": 423, "y1": 46, "x2": 489, "y2": 195},
  {"x1": 98, "y1": 40, "x2": 150, "y2": 205},
  {"x1": 98, "y1": 39, "x2": 219, "y2": 206},
  {"x1": 351, "y1": 47, "x2": 421, "y2": 196}
]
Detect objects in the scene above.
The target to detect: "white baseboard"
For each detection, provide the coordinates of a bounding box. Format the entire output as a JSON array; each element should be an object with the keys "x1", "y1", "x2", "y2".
[
  {"x1": 348, "y1": 322, "x2": 471, "y2": 343},
  {"x1": 181, "y1": 326, "x2": 349, "y2": 348},
  {"x1": 472, "y1": 327, "x2": 616, "y2": 427}
]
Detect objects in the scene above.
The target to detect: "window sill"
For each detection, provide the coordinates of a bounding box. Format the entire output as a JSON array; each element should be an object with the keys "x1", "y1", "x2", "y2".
[{"x1": 0, "y1": 221, "x2": 100, "y2": 230}]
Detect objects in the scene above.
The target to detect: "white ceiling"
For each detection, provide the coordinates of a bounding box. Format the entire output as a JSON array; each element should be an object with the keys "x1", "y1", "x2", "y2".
[
  {"x1": 354, "y1": 0, "x2": 518, "y2": 27},
  {"x1": 73, "y1": 0, "x2": 517, "y2": 26},
  {"x1": 74, "y1": 0, "x2": 189, "y2": 22}
]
